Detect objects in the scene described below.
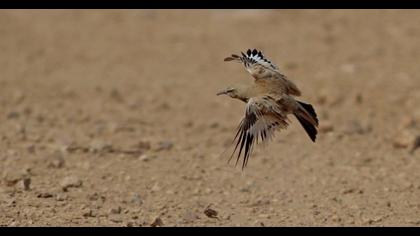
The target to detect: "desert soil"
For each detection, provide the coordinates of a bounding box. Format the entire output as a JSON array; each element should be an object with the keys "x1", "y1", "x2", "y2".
[{"x1": 1, "y1": 10, "x2": 420, "y2": 226}]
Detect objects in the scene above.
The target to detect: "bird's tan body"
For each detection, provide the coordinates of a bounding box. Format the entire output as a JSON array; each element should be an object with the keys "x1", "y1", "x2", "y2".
[
  {"x1": 255, "y1": 77, "x2": 300, "y2": 97},
  {"x1": 218, "y1": 49, "x2": 319, "y2": 169}
]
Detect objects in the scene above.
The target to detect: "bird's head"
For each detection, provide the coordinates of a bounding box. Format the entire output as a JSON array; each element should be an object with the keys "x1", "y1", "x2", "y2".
[
  {"x1": 216, "y1": 86, "x2": 238, "y2": 97},
  {"x1": 216, "y1": 85, "x2": 249, "y2": 103}
]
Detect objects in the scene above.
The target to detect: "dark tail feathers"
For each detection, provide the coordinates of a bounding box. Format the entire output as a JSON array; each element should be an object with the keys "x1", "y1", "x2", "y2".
[
  {"x1": 295, "y1": 101, "x2": 319, "y2": 142},
  {"x1": 297, "y1": 101, "x2": 318, "y2": 126}
]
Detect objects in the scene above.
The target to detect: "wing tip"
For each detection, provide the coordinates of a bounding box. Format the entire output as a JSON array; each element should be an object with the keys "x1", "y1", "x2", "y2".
[
  {"x1": 224, "y1": 54, "x2": 241, "y2": 62},
  {"x1": 240, "y1": 48, "x2": 278, "y2": 70}
]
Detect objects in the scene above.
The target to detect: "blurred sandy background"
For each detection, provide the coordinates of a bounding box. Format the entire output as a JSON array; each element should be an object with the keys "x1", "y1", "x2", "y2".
[{"x1": 0, "y1": 10, "x2": 420, "y2": 226}]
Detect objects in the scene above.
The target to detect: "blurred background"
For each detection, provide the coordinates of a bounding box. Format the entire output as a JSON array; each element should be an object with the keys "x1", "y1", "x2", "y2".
[{"x1": 0, "y1": 10, "x2": 419, "y2": 226}]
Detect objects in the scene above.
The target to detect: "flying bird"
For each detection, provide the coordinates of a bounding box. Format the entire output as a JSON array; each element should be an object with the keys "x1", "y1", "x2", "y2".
[{"x1": 218, "y1": 49, "x2": 319, "y2": 169}]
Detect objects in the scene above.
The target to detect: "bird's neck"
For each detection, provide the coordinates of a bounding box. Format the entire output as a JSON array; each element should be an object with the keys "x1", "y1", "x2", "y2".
[
  {"x1": 237, "y1": 97, "x2": 249, "y2": 103},
  {"x1": 235, "y1": 85, "x2": 259, "y2": 103}
]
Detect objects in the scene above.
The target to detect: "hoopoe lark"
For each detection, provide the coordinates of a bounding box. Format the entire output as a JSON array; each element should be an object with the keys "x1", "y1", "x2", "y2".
[{"x1": 218, "y1": 49, "x2": 319, "y2": 169}]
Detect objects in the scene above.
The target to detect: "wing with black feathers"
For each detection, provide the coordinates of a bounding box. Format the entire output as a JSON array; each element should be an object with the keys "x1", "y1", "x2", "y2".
[
  {"x1": 224, "y1": 48, "x2": 279, "y2": 72},
  {"x1": 224, "y1": 49, "x2": 301, "y2": 96},
  {"x1": 229, "y1": 95, "x2": 290, "y2": 169}
]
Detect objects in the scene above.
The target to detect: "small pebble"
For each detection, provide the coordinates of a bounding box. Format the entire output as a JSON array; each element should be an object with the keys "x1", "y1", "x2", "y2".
[
  {"x1": 151, "y1": 183, "x2": 161, "y2": 192},
  {"x1": 155, "y1": 141, "x2": 173, "y2": 151},
  {"x1": 109, "y1": 216, "x2": 123, "y2": 223},
  {"x1": 47, "y1": 151, "x2": 65, "y2": 168},
  {"x1": 204, "y1": 204, "x2": 219, "y2": 219},
  {"x1": 56, "y1": 194, "x2": 67, "y2": 201},
  {"x1": 22, "y1": 177, "x2": 31, "y2": 191},
  {"x1": 410, "y1": 135, "x2": 420, "y2": 154},
  {"x1": 257, "y1": 214, "x2": 271, "y2": 219},
  {"x1": 126, "y1": 222, "x2": 134, "y2": 227},
  {"x1": 89, "y1": 140, "x2": 112, "y2": 153},
  {"x1": 60, "y1": 176, "x2": 83, "y2": 192},
  {"x1": 83, "y1": 209, "x2": 95, "y2": 217},
  {"x1": 109, "y1": 206, "x2": 122, "y2": 215},
  {"x1": 393, "y1": 131, "x2": 416, "y2": 149},
  {"x1": 150, "y1": 217, "x2": 163, "y2": 227},
  {"x1": 37, "y1": 193, "x2": 54, "y2": 198},
  {"x1": 139, "y1": 154, "x2": 151, "y2": 162},
  {"x1": 130, "y1": 193, "x2": 143, "y2": 205}
]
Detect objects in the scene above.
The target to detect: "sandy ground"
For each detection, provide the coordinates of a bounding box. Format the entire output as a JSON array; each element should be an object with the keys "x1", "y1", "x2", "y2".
[{"x1": 0, "y1": 10, "x2": 420, "y2": 226}]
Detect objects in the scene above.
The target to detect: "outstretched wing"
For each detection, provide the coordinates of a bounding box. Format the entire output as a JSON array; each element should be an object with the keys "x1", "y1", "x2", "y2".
[
  {"x1": 224, "y1": 49, "x2": 301, "y2": 96},
  {"x1": 224, "y1": 49, "x2": 279, "y2": 75},
  {"x1": 229, "y1": 96, "x2": 290, "y2": 169}
]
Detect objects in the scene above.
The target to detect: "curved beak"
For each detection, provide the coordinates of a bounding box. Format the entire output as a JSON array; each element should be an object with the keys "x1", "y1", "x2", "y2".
[{"x1": 216, "y1": 90, "x2": 227, "y2": 96}]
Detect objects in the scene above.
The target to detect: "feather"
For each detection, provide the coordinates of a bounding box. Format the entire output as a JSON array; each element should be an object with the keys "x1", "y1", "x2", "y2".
[
  {"x1": 240, "y1": 49, "x2": 278, "y2": 70},
  {"x1": 229, "y1": 96, "x2": 289, "y2": 169}
]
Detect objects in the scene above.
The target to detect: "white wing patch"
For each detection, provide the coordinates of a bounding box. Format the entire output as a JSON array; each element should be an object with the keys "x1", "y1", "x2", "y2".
[
  {"x1": 224, "y1": 49, "x2": 286, "y2": 81},
  {"x1": 242, "y1": 49, "x2": 278, "y2": 70}
]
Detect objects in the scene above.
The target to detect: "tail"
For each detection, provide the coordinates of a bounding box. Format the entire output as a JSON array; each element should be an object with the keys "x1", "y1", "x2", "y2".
[{"x1": 294, "y1": 101, "x2": 319, "y2": 142}]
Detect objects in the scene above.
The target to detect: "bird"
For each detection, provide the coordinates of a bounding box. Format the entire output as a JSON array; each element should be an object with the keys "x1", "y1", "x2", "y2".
[{"x1": 217, "y1": 49, "x2": 319, "y2": 169}]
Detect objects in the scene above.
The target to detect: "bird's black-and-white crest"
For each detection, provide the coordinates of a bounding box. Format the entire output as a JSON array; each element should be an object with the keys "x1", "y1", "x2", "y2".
[{"x1": 241, "y1": 49, "x2": 278, "y2": 70}]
